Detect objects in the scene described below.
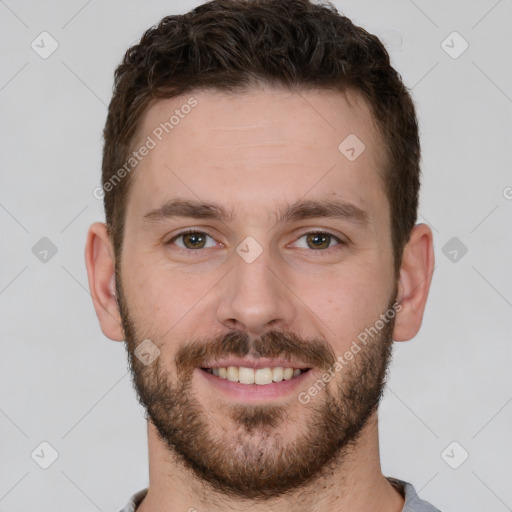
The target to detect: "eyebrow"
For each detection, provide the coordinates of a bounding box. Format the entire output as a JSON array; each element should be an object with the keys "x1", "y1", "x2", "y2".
[{"x1": 141, "y1": 198, "x2": 369, "y2": 228}]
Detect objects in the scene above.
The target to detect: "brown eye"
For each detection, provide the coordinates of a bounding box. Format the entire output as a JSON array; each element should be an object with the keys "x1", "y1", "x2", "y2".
[
  {"x1": 168, "y1": 231, "x2": 216, "y2": 250},
  {"x1": 294, "y1": 232, "x2": 342, "y2": 251},
  {"x1": 306, "y1": 232, "x2": 332, "y2": 250},
  {"x1": 182, "y1": 232, "x2": 206, "y2": 249}
]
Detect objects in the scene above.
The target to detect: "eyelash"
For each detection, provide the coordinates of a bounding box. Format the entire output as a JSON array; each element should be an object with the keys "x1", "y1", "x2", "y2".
[{"x1": 165, "y1": 229, "x2": 345, "y2": 255}]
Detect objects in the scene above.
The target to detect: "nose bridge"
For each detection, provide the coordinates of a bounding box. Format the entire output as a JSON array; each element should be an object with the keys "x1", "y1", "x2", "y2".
[{"x1": 216, "y1": 242, "x2": 296, "y2": 335}]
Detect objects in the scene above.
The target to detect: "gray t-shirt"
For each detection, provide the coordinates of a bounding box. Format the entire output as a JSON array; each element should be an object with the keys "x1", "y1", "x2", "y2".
[{"x1": 118, "y1": 478, "x2": 442, "y2": 511}]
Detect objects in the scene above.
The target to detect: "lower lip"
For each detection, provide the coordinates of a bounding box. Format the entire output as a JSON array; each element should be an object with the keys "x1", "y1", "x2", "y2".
[{"x1": 197, "y1": 368, "x2": 313, "y2": 402}]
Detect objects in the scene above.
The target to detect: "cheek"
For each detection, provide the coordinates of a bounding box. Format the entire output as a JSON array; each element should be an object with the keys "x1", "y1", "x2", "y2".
[
  {"x1": 122, "y1": 258, "x2": 219, "y2": 337},
  {"x1": 129, "y1": 272, "x2": 186, "y2": 320},
  {"x1": 298, "y1": 265, "x2": 391, "y2": 349}
]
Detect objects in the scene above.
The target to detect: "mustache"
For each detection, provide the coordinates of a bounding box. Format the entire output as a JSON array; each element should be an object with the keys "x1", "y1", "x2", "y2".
[{"x1": 174, "y1": 329, "x2": 337, "y2": 377}]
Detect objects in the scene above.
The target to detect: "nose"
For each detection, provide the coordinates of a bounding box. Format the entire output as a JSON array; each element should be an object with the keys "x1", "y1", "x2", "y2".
[{"x1": 215, "y1": 246, "x2": 297, "y2": 337}]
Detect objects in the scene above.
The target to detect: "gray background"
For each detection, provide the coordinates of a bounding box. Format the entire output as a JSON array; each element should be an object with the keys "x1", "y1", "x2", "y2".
[{"x1": 1, "y1": 0, "x2": 511, "y2": 510}]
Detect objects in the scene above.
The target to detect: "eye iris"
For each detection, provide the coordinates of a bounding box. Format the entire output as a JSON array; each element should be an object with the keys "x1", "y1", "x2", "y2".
[
  {"x1": 183, "y1": 232, "x2": 206, "y2": 249},
  {"x1": 307, "y1": 233, "x2": 330, "y2": 249}
]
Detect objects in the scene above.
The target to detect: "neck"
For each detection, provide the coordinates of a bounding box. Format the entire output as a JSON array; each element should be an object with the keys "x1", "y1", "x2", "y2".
[{"x1": 137, "y1": 412, "x2": 404, "y2": 512}]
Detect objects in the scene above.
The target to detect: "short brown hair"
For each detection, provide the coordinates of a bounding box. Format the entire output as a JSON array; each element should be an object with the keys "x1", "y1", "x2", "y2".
[{"x1": 102, "y1": 0, "x2": 420, "y2": 275}]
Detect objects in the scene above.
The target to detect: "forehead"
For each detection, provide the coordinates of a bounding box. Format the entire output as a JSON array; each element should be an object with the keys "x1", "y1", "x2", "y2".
[{"x1": 127, "y1": 87, "x2": 387, "y2": 224}]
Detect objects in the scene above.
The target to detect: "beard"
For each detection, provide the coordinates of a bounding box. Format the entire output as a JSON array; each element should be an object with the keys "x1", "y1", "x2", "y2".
[{"x1": 116, "y1": 275, "x2": 397, "y2": 501}]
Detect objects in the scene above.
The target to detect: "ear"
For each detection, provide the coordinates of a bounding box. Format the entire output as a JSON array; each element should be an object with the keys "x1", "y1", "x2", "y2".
[
  {"x1": 84, "y1": 222, "x2": 125, "y2": 341},
  {"x1": 393, "y1": 223, "x2": 435, "y2": 342}
]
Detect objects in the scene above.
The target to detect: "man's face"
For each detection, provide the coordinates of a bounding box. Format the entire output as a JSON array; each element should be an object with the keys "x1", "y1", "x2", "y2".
[{"x1": 117, "y1": 88, "x2": 398, "y2": 498}]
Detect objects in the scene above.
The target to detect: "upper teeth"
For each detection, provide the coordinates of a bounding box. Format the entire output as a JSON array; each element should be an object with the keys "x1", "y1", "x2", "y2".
[{"x1": 207, "y1": 366, "x2": 303, "y2": 385}]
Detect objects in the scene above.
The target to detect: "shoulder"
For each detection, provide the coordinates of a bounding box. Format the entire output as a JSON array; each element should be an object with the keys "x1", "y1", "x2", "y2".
[
  {"x1": 118, "y1": 488, "x2": 148, "y2": 512},
  {"x1": 387, "y1": 477, "x2": 443, "y2": 512}
]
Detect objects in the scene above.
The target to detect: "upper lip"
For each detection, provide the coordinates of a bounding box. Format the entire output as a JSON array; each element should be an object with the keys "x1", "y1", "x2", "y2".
[{"x1": 200, "y1": 357, "x2": 312, "y2": 370}]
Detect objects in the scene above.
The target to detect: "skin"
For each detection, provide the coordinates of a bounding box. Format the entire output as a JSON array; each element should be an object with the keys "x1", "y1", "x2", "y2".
[{"x1": 85, "y1": 86, "x2": 434, "y2": 512}]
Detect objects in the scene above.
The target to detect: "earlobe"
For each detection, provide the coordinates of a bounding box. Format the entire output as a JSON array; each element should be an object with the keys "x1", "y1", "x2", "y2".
[
  {"x1": 84, "y1": 222, "x2": 125, "y2": 341},
  {"x1": 393, "y1": 223, "x2": 435, "y2": 342}
]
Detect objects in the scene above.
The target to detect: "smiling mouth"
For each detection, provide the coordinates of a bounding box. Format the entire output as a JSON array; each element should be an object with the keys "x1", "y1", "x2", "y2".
[{"x1": 200, "y1": 366, "x2": 311, "y2": 385}]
